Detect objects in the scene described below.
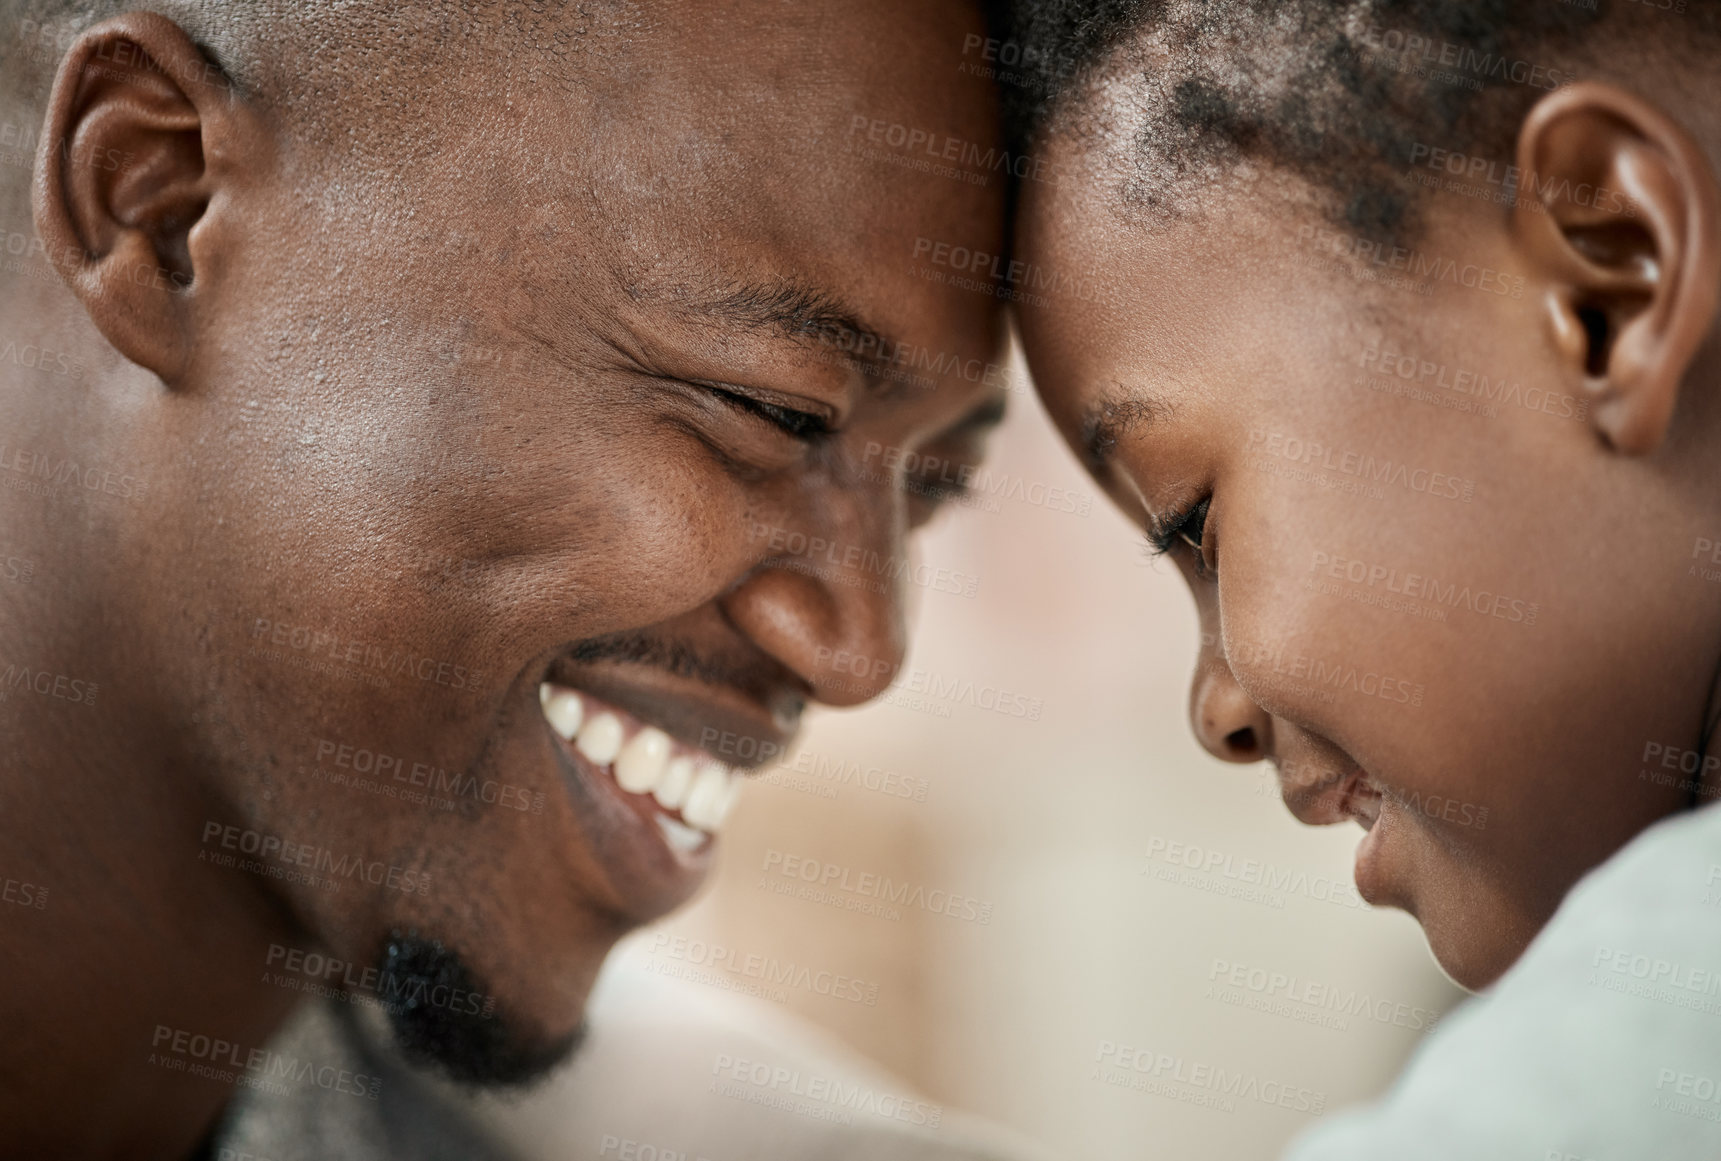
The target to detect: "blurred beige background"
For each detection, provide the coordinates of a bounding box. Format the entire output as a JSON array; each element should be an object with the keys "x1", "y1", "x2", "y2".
[{"x1": 615, "y1": 351, "x2": 1462, "y2": 1161}]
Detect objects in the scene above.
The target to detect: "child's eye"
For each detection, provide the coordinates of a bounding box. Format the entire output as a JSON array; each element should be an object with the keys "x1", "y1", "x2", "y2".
[
  {"x1": 1146, "y1": 496, "x2": 1214, "y2": 579},
  {"x1": 1174, "y1": 497, "x2": 1210, "y2": 552}
]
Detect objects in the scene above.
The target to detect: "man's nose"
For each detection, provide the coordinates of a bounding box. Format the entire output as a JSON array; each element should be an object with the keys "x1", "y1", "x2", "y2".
[
  {"x1": 718, "y1": 501, "x2": 908, "y2": 707},
  {"x1": 1188, "y1": 657, "x2": 1272, "y2": 763}
]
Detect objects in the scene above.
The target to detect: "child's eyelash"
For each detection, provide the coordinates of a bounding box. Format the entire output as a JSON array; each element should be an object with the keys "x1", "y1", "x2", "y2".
[{"x1": 1145, "y1": 496, "x2": 1211, "y2": 558}]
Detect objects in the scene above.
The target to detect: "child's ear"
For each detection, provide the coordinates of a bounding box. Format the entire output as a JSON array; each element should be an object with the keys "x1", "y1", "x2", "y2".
[
  {"x1": 31, "y1": 12, "x2": 257, "y2": 387},
  {"x1": 1512, "y1": 81, "x2": 1721, "y2": 455}
]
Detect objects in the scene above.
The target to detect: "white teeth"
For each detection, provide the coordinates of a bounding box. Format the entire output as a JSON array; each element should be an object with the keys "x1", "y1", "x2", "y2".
[
  {"x1": 682, "y1": 762, "x2": 734, "y2": 831},
  {"x1": 654, "y1": 756, "x2": 696, "y2": 811},
  {"x1": 540, "y1": 682, "x2": 742, "y2": 843},
  {"x1": 575, "y1": 712, "x2": 624, "y2": 765},
  {"x1": 615, "y1": 727, "x2": 671, "y2": 795},
  {"x1": 541, "y1": 686, "x2": 585, "y2": 740},
  {"x1": 656, "y1": 813, "x2": 709, "y2": 854}
]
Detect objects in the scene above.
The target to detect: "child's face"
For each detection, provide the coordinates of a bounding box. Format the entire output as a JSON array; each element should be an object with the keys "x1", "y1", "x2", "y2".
[{"x1": 1017, "y1": 146, "x2": 1721, "y2": 989}]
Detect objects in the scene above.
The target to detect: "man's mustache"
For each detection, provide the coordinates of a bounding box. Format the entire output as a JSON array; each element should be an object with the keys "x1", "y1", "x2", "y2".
[{"x1": 565, "y1": 630, "x2": 785, "y2": 698}]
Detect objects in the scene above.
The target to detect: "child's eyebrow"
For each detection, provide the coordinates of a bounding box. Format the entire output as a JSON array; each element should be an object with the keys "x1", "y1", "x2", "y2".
[{"x1": 1078, "y1": 388, "x2": 1170, "y2": 474}]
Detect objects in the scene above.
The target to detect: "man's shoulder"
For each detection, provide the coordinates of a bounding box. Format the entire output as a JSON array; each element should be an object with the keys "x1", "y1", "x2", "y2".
[
  {"x1": 206, "y1": 997, "x2": 522, "y2": 1161},
  {"x1": 208, "y1": 950, "x2": 1051, "y2": 1161},
  {"x1": 445, "y1": 947, "x2": 1056, "y2": 1161}
]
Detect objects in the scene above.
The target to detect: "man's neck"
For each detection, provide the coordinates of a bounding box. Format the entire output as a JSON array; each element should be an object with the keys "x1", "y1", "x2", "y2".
[{"x1": 0, "y1": 437, "x2": 303, "y2": 1160}]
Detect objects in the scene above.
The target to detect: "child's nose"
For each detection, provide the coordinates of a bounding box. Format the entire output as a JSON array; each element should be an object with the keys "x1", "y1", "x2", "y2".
[{"x1": 1187, "y1": 662, "x2": 1271, "y2": 763}]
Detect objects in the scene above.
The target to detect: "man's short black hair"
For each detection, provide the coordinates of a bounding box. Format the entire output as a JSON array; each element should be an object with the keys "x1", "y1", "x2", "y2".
[{"x1": 988, "y1": 0, "x2": 1718, "y2": 237}]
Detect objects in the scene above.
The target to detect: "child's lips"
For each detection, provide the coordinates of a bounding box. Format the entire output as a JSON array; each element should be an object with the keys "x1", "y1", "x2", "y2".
[
  {"x1": 1270, "y1": 755, "x2": 1392, "y2": 901},
  {"x1": 1345, "y1": 779, "x2": 1396, "y2": 906},
  {"x1": 1274, "y1": 753, "x2": 1390, "y2": 898},
  {"x1": 1353, "y1": 817, "x2": 1387, "y2": 902},
  {"x1": 1339, "y1": 774, "x2": 1383, "y2": 831}
]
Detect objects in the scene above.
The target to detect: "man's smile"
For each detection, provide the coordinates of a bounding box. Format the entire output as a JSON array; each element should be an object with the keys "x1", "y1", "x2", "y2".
[
  {"x1": 525, "y1": 642, "x2": 805, "y2": 917},
  {"x1": 537, "y1": 681, "x2": 745, "y2": 855}
]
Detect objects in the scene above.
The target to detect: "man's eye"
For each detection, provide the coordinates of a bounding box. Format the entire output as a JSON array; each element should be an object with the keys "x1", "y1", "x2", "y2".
[{"x1": 702, "y1": 384, "x2": 831, "y2": 440}]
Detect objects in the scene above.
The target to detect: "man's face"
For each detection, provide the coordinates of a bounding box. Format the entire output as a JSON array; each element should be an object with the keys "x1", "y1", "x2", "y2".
[
  {"x1": 1017, "y1": 132, "x2": 1717, "y2": 989},
  {"x1": 104, "y1": 1, "x2": 1005, "y2": 1077}
]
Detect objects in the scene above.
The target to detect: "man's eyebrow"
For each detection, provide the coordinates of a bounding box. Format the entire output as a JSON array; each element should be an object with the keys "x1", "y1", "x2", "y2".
[
  {"x1": 674, "y1": 279, "x2": 907, "y2": 382},
  {"x1": 1078, "y1": 389, "x2": 1168, "y2": 473}
]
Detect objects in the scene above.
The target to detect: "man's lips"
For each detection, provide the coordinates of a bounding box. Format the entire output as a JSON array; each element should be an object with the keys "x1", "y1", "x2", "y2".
[
  {"x1": 538, "y1": 682, "x2": 744, "y2": 853},
  {"x1": 545, "y1": 658, "x2": 801, "y2": 770},
  {"x1": 525, "y1": 647, "x2": 802, "y2": 916}
]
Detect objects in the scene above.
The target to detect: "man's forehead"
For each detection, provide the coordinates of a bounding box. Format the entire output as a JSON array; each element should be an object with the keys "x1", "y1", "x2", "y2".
[
  {"x1": 543, "y1": 0, "x2": 977, "y2": 110},
  {"x1": 442, "y1": 0, "x2": 1007, "y2": 394}
]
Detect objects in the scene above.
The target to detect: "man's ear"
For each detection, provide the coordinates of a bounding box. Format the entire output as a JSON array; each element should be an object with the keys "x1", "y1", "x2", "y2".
[
  {"x1": 1512, "y1": 81, "x2": 1721, "y2": 455},
  {"x1": 32, "y1": 12, "x2": 255, "y2": 386}
]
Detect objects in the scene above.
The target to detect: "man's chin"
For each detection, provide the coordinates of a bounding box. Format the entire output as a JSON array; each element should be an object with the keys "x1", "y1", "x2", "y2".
[{"x1": 375, "y1": 931, "x2": 587, "y2": 1089}]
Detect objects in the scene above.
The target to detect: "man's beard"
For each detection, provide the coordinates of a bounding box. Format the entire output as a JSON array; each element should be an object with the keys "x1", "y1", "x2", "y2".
[{"x1": 376, "y1": 931, "x2": 584, "y2": 1087}]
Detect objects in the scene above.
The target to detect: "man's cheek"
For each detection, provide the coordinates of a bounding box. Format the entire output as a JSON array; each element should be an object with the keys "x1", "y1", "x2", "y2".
[{"x1": 570, "y1": 473, "x2": 758, "y2": 622}]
